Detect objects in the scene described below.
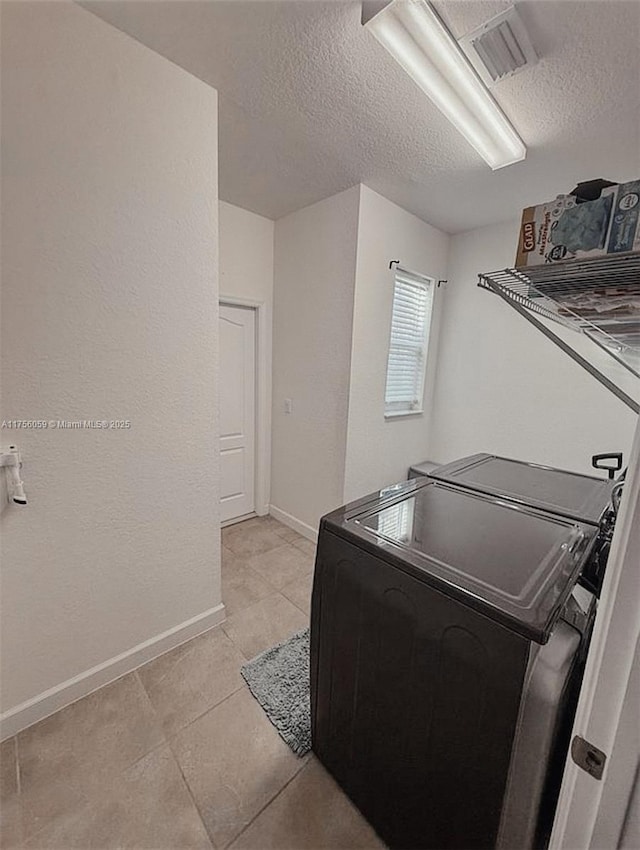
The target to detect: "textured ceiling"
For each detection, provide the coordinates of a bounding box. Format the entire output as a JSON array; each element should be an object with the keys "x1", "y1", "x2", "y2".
[{"x1": 83, "y1": 0, "x2": 640, "y2": 233}]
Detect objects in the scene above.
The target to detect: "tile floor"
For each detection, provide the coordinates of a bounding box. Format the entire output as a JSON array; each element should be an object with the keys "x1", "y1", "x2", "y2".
[{"x1": 0, "y1": 516, "x2": 385, "y2": 850}]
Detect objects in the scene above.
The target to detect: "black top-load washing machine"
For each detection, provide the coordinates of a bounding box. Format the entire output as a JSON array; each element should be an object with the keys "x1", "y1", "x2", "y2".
[{"x1": 310, "y1": 454, "x2": 617, "y2": 850}]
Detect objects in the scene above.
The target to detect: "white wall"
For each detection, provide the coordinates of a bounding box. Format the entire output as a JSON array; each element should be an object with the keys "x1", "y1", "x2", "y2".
[
  {"x1": 219, "y1": 201, "x2": 274, "y2": 304},
  {"x1": 0, "y1": 2, "x2": 221, "y2": 735},
  {"x1": 219, "y1": 201, "x2": 274, "y2": 515},
  {"x1": 430, "y1": 219, "x2": 638, "y2": 475},
  {"x1": 343, "y1": 186, "x2": 450, "y2": 502},
  {"x1": 271, "y1": 187, "x2": 360, "y2": 536}
]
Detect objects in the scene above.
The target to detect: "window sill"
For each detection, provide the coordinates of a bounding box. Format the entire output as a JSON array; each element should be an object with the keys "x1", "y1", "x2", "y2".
[{"x1": 384, "y1": 409, "x2": 424, "y2": 420}]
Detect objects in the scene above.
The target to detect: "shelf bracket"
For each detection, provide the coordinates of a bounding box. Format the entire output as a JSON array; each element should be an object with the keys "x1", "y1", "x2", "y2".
[{"x1": 479, "y1": 275, "x2": 640, "y2": 415}]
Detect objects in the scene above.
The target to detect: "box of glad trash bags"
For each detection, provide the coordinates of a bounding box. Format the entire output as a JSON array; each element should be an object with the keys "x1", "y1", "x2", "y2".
[{"x1": 516, "y1": 178, "x2": 640, "y2": 267}]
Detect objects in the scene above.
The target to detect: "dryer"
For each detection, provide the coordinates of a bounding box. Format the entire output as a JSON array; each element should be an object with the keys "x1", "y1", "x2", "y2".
[{"x1": 310, "y1": 473, "x2": 608, "y2": 849}]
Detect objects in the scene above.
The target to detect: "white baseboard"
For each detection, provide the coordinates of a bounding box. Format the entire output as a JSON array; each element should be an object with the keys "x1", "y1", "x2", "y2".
[
  {"x1": 0, "y1": 602, "x2": 226, "y2": 741},
  {"x1": 269, "y1": 504, "x2": 318, "y2": 542},
  {"x1": 220, "y1": 512, "x2": 256, "y2": 528},
  {"x1": 220, "y1": 504, "x2": 270, "y2": 529}
]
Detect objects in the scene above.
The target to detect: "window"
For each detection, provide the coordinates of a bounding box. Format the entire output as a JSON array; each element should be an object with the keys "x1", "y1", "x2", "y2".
[{"x1": 384, "y1": 268, "x2": 435, "y2": 417}]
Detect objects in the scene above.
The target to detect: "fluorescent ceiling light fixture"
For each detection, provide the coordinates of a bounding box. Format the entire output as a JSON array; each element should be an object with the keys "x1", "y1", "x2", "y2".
[{"x1": 364, "y1": 0, "x2": 527, "y2": 169}]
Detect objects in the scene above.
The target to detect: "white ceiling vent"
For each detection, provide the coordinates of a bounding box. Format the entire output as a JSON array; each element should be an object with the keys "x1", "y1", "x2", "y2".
[{"x1": 459, "y1": 6, "x2": 538, "y2": 87}]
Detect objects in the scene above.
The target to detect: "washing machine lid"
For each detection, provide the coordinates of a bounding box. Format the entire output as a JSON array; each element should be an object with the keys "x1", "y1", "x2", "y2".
[
  {"x1": 428, "y1": 453, "x2": 613, "y2": 526},
  {"x1": 341, "y1": 479, "x2": 598, "y2": 644}
]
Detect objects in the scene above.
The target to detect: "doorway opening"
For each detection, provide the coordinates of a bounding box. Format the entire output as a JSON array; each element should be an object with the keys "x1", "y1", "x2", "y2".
[{"x1": 219, "y1": 298, "x2": 270, "y2": 526}]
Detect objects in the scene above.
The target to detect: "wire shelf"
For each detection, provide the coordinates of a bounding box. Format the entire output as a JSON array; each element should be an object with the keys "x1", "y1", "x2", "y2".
[{"x1": 479, "y1": 254, "x2": 640, "y2": 378}]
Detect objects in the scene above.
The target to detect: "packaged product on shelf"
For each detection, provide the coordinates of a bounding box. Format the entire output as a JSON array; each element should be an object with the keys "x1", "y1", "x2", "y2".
[
  {"x1": 607, "y1": 180, "x2": 640, "y2": 255},
  {"x1": 552, "y1": 286, "x2": 640, "y2": 325},
  {"x1": 515, "y1": 179, "x2": 640, "y2": 267}
]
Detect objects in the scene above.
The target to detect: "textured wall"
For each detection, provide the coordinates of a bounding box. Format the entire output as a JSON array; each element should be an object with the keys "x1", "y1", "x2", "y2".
[
  {"x1": 430, "y1": 219, "x2": 637, "y2": 474},
  {"x1": 344, "y1": 186, "x2": 450, "y2": 501},
  {"x1": 219, "y1": 202, "x2": 274, "y2": 305},
  {"x1": 271, "y1": 187, "x2": 360, "y2": 534},
  {"x1": 0, "y1": 2, "x2": 220, "y2": 716}
]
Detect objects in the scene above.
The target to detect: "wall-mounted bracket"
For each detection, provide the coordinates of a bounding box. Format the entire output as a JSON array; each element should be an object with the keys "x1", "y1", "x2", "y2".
[
  {"x1": 478, "y1": 271, "x2": 640, "y2": 415},
  {"x1": 571, "y1": 736, "x2": 606, "y2": 780},
  {"x1": 0, "y1": 445, "x2": 27, "y2": 505}
]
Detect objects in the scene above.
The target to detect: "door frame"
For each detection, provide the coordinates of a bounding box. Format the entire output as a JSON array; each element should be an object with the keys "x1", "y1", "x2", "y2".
[
  {"x1": 549, "y1": 415, "x2": 640, "y2": 849},
  {"x1": 219, "y1": 296, "x2": 271, "y2": 520}
]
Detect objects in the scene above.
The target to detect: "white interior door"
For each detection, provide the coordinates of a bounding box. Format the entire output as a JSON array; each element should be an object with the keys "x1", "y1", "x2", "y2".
[{"x1": 219, "y1": 303, "x2": 255, "y2": 523}]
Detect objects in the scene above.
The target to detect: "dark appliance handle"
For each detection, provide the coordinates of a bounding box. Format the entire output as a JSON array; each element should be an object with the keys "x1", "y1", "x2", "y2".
[{"x1": 592, "y1": 452, "x2": 623, "y2": 480}]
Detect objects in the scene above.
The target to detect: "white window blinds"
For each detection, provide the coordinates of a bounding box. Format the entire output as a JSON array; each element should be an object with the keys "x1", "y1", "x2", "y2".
[{"x1": 385, "y1": 269, "x2": 434, "y2": 416}]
